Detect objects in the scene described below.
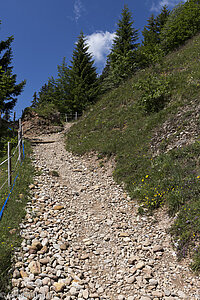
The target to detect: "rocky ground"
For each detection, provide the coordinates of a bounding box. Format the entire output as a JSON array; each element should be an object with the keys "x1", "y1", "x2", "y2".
[{"x1": 7, "y1": 124, "x2": 200, "y2": 300}]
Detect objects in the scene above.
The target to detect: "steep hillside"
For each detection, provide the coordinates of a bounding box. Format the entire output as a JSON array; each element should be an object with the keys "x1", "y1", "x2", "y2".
[{"x1": 66, "y1": 34, "x2": 200, "y2": 271}]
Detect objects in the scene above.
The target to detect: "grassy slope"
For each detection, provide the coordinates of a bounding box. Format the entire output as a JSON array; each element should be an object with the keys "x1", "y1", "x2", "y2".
[
  {"x1": 66, "y1": 34, "x2": 200, "y2": 271},
  {"x1": 0, "y1": 125, "x2": 34, "y2": 293}
]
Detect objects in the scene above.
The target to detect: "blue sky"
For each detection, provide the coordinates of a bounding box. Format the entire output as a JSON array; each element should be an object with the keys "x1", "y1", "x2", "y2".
[{"x1": 1, "y1": 0, "x2": 184, "y2": 119}]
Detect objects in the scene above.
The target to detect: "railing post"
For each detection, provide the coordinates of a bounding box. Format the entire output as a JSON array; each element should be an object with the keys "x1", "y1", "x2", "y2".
[
  {"x1": 18, "y1": 130, "x2": 22, "y2": 163},
  {"x1": 75, "y1": 112, "x2": 78, "y2": 121},
  {"x1": 18, "y1": 119, "x2": 22, "y2": 163},
  {"x1": 66, "y1": 114, "x2": 68, "y2": 122},
  {"x1": 8, "y1": 142, "x2": 12, "y2": 188}
]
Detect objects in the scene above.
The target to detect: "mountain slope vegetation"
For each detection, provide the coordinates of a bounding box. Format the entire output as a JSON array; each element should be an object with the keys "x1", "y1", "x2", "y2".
[{"x1": 66, "y1": 33, "x2": 200, "y2": 271}]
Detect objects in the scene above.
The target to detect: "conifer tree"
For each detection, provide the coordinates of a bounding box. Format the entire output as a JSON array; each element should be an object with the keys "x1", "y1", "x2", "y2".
[
  {"x1": 0, "y1": 22, "x2": 26, "y2": 120},
  {"x1": 55, "y1": 57, "x2": 71, "y2": 113},
  {"x1": 38, "y1": 83, "x2": 50, "y2": 105},
  {"x1": 111, "y1": 5, "x2": 139, "y2": 61},
  {"x1": 161, "y1": 0, "x2": 200, "y2": 53},
  {"x1": 138, "y1": 5, "x2": 170, "y2": 67},
  {"x1": 103, "y1": 5, "x2": 139, "y2": 89},
  {"x1": 31, "y1": 92, "x2": 38, "y2": 108},
  {"x1": 69, "y1": 31, "x2": 99, "y2": 113},
  {"x1": 142, "y1": 14, "x2": 158, "y2": 46}
]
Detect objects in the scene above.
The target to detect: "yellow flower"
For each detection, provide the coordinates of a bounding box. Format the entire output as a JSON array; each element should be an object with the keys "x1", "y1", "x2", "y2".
[{"x1": 145, "y1": 175, "x2": 149, "y2": 178}]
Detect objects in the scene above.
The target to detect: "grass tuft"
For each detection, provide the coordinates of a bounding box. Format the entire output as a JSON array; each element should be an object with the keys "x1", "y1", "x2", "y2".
[{"x1": 0, "y1": 140, "x2": 34, "y2": 293}]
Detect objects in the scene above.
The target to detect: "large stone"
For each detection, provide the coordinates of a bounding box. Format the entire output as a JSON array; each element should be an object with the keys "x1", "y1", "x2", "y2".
[
  {"x1": 152, "y1": 245, "x2": 164, "y2": 252},
  {"x1": 60, "y1": 243, "x2": 69, "y2": 250},
  {"x1": 80, "y1": 254, "x2": 90, "y2": 260},
  {"x1": 136, "y1": 261, "x2": 145, "y2": 270},
  {"x1": 82, "y1": 289, "x2": 89, "y2": 299},
  {"x1": 177, "y1": 291, "x2": 187, "y2": 299},
  {"x1": 128, "y1": 255, "x2": 139, "y2": 265},
  {"x1": 40, "y1": 258, "x2": 49, "y2": 265},
  {"x1": 39, "y1": 286, "x2": 49, "y2": 294},
  {"x1": 38, "y1": 245, "x2": 48, "y2": 254},
  {"x1": 13, "y1": 269, "x2": 20, "y2": 278},
  {"x1": 53, "y1": 205, "x2": 64, "y2": 210},
  {"x1": 152, "y1": 290, "x2": 163, "y2": 297},
  {"x1": 126, "y1": 276, "x2": 135, "y2": 284},
  {"x1": 28, "y1": 261, "x2": 41, "y2": 275},
  {"x1": 119, "y1": 232, "x2": 130, "y2": 237},
  {"x1": 149, "y1": 279, "x2": 158, "y2": 286},
  {"x1": 31, "y1": 240, "x2": 42, "y2": 251},
  {"x1": 53, "y1": 282, "x2": 65, "y2": 292},
  {"x1": 20, "y1": 270, "x2": 28, "y2": 278},
  {"x1": 70, "y1": 286, "x2": 78, "y2": 296}
]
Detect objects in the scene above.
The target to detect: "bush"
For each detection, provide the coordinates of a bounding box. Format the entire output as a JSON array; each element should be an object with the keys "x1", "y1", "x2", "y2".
[{"x1": 133, "y1": 73, "x2": 171, "y2": 113}]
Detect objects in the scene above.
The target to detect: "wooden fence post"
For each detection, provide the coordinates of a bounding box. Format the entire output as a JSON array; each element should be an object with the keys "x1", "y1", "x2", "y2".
[
  {"x1": 18, "y1": 119, "x2": 22, "y2": 163},
  {"x1": 8, "y1": 142, "x2": 12, "y2": 188},
  {"x1": 75, "y1": 112, "x2": 78, "y2": 121},
  {"x1": 18, "y1": 130, "x2": 22, "y2": 163}
]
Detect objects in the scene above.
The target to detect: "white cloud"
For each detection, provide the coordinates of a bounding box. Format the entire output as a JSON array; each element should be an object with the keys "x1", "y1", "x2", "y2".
[
  {"x1": 86, "y1": 31, "x2": 116, "y2": 64},
  {"x1": 151, "y1": 0, "x2": 187, "y2": 12},
  {"x1": 74, "y1": 0, "x2": 83, "y2": 22}
]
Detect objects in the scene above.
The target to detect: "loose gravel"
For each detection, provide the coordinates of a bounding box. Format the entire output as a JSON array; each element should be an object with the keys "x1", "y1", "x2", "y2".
[{"x1": 7, "y1": 126, "x2": 200, "y2": 300}]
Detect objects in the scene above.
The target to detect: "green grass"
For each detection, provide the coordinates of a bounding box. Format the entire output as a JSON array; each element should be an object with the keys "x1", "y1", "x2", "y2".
[
  {"x1": 66, "y1": 33, "x2": 200, "y2": 271},
  {"x1": 0, "y1": 140, "x2": 34, "y2": 293}
]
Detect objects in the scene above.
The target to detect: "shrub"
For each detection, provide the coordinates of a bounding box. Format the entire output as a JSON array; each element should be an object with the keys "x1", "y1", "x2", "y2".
[{"x1": 133, "y1": 73, "x2": 171, "y2": 113}]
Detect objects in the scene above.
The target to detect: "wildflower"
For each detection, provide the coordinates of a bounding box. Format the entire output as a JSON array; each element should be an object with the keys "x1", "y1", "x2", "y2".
[{"x1": 145, "y1": 175, "x2": 149, "y2": 178}]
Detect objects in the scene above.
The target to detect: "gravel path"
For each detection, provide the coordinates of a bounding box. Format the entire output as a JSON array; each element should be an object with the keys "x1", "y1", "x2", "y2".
[{"x1": 7, "y1": 126, "x2": 200, "y2": 300}]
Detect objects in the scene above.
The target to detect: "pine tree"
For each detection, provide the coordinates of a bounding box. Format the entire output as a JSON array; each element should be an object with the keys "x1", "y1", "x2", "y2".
[
  {"x1": 0, "y1": 22, "x2": 26, "y2": 119},
  {"x1": 69, "y1": 31, "x2": 99, "y2": 113},
  {"x1": 103, "y1": 5, "x2": 139, "y2": 89}
]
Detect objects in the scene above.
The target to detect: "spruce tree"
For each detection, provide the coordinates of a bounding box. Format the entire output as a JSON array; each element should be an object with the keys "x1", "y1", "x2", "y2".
[
  {"x1": 111, "y1": 5, "x2": 139, "y2": 60},
  {"x1": 38, "y1": 83, "x2": 49, "y2": 105},
  {"x1": 103, "y1": 5, "x2": 139, "y2": 89},
  {"x1": 0, "y1": 22, "x2": 26, "y2": 119},
  {"x1": 156, "y1": 5, "x2": 170, "y2": 43},
  {"x1": 69, "y1": 31, "x2": 99, "y2": 113},
  {"x1": 55, "y1": 57, "x2": 71, "y2": 113},
  {"x1": 161, "y1": 0, "x2": 200, "y2": 53},
  {"x1": 138, "y1": 5, "x2": 170, "y2": 67},
  {"x1": 31, "y1": 92, "x2": 38, "y2": 108},
  {"x1": 142, "y1": 14, "x2": 158, "y2": 46}
]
